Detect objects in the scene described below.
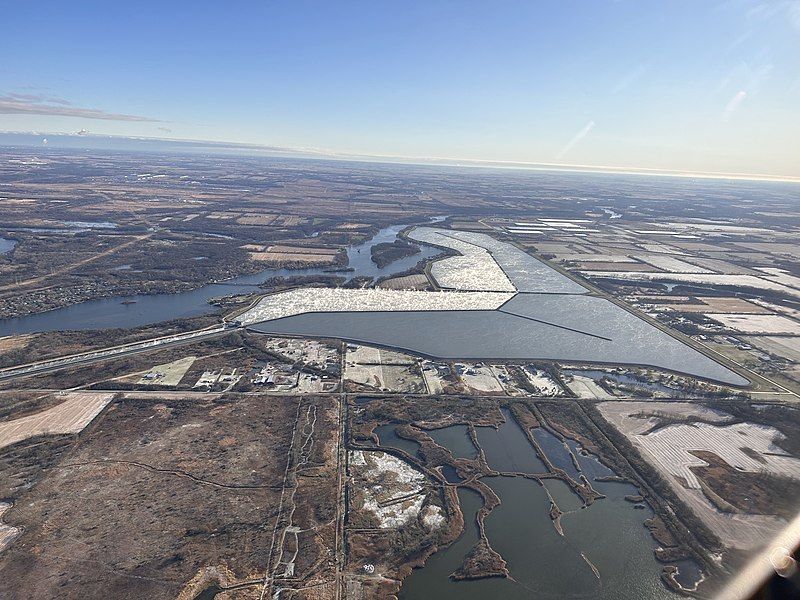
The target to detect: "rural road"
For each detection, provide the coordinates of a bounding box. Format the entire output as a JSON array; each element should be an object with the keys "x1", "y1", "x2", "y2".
[{"x1": 0, "y1": 324, "x2": 231, "y2": 381}]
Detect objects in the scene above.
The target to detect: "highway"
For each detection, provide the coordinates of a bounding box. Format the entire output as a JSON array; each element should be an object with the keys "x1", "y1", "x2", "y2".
[{"x1": 0, "y1": 325, "x2": 232, "y2": 382}]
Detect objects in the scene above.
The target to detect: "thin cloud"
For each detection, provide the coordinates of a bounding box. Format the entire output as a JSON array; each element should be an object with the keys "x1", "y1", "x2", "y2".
[
  {"x1": 0, "y1": 93, "x2": 163, "y2": 122},
  {"x1": 722, "y1": 90, "x2": 747, "y2": 121},
  {"x1": 728, "y1": 30, "x2": 753, "y2": 51},
  {"x1": 4, "y1": 92, "x2": 72, "y2": 106},
  {"x1": 745, "y1": 2, "x2": 785, "y2": 20},
  {"x1": 716, "y1": 60, "x2": 772, "y2": 97},
  {"x1": 792, "y1": 1, "x2": 800, "y2": 30},
  {"x1": 611, "y1": 64, "x2": 650, "y2": 95},
  {"x1": 556, "y1": 120, "x2": 595, "y2": 160}
]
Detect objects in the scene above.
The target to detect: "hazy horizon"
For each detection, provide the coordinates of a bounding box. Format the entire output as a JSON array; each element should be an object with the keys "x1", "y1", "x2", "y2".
[
  {"x1": 2, "y1": 1, "x2": 799, "y2": 178},
  {"x1": 3, "y1": 131, "x2": 799, "y2": 185}
]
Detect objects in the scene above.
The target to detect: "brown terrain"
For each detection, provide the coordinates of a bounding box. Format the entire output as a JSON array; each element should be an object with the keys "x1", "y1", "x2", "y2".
[
  {"x1": 0, "y1": 393, "x2": 341, "y2": 600},
  {"x1": 690, "y1": 450, "x2": 800, "y2": 520}
]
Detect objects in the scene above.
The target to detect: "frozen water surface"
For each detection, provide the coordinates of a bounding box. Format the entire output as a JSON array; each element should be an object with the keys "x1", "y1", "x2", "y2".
[{"x1": 243, "y1": 226, "x2": 747, "y2": 386}]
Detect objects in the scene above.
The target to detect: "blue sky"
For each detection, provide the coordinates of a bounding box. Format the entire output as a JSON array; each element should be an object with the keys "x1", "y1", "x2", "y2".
[{"x1": 1, "y1": 1, "x2": 799, "y2": 177}]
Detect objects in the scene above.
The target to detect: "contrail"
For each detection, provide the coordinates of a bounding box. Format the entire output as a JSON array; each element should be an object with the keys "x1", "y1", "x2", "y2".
[
  {"x1": 722, "y1": 90, "x2": 747, "y2": 122},
  {"x1": 556, "y1": 120, "x2": 595, "y2": 160}
]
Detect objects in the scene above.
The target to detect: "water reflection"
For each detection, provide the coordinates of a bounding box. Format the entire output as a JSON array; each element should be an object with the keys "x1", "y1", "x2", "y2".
[
  {"x1": 0, "y1": 237, "x2": 16, "y2": 254},
  {"x1": 375, "y1": 424, "x2": 421, "y2": 459},
  {"x1": 476, "y1": 409, "x2": 547, "y2": 473},
  {"x1": 427, "y1": 425, "x2": 478, "y2": 460},
  {"x1": 400, "y1": 410, "x2": 682, "y2": 599},
  {"x1": 531, "y1": 428, "x2": 582, "y2": 480}
]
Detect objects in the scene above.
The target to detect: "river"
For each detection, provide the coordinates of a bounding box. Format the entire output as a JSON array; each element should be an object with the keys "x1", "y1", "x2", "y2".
[{"x1": 0, "y1": 223, "x2": 438, "y2": 336}]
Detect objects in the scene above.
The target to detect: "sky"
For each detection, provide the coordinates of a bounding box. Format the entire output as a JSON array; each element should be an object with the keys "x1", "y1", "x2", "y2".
[{"x1": 1, "y1": 0, "x2": 799, "y2": 178}]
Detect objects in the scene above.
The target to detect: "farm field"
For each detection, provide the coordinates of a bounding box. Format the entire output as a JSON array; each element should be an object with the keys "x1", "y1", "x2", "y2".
[
  {"x1": 704, "y1": 313, "x2": 800, "y2": 335},
  {"x1": 0, "y1": 392, "x2": 114, "y2": 450},
  {"x1": 743, "y1": 336, "x2": 800, "y2": 362},
  {"x1": 597, "y1": 401, "x2": 800, "y2": 550},
  {"x1": 377, "y1": 274, "x2": 430, "y2": 290}
]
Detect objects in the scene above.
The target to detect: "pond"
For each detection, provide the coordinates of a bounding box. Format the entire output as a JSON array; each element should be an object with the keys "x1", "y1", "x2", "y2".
[
  {"x1": 399, "y1": 488, "x2": 484, "y2": 599},
  {"x1": 0, "y1": 237, "x2": 16, "y2": 254},
  {"x1": 531, "y1": 427, "x2": 582, "y2": 481},
  {"x1": 399, "y1": 410, "x2": 688, "y2": 599},
  {"x1": 427, "y1": 425, "x2": 478, "y2": 460},
  {"x1": 375, "y1": 424, "x2": 421, "y2": 459},
  {"x1": 476, "y1": 409, "x2": 547, "y2": 474}
]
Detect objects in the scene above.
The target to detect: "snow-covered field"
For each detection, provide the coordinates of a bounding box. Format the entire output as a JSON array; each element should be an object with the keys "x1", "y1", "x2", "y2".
[
  {"x1": 598, "y1": 401, "x2": 800, "y2": 549},
  {"x1": 755, "y1": 267, "x2": 800, "y2": 291},
  {"x1": 580, "y1": 271, "x2": 800, "y2": 300},
  {"x1": 636, "y1": 255, "x2": 713, "y2": 274},
  {"x1": 636, "y1": 421, "x2": 800, "y2": 489},
  {"x1": 347, "y1": 344, "x2": 415, "y2": 365},
  {"x1": 457, "y1": 363, "x2": 505, "y2": 393},
  {"x1": 521, "y1": 367, "x2": 563, "y2": 396},
  {"x1": 565, "y1": 374, "x2": 613, "y2": 399},
  {"x1": 656, "y1": 222, "x2": 775, "y2": 235},
  {"x1": 743, "y1": 336, "x2": 800, "y2": 362},
  {"x1": 350, "y1": 450, "x2": 433, "y2": 528},
  {"x1": 705, "y1": 313, "x2": 800, "y2": 335},
  {"x1": 558, "y1": 254, "x2": 637, "y2": 263},
  {"x1": 635, "y1": 244, "x2": 686, "y2": 256}
]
